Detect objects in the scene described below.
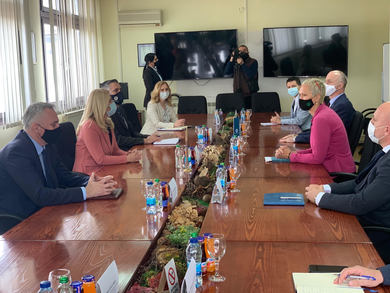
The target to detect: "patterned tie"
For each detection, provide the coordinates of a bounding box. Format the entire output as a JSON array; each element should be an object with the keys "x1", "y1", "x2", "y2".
[
  {"x1": 355, "y1": 149, "x2": 385, "y2": 184},
  {"x1": 42, "y1": 148, "x2": 57, "y2": 188}
]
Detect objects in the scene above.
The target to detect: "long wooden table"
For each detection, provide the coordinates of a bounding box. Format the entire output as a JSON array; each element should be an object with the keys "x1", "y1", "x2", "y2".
[{"x1": 0, "y1": 113, "x2": 387, "y2": 292}]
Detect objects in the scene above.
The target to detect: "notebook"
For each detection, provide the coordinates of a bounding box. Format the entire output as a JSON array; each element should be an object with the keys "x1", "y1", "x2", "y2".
[
  {"x1": 263, "y1": 192, "x2": 304, "y2": 206},
  {"x1": 292, "y1": 273, "x2": 364, "y2": 293},
  {"x1": 264, "y1": 156, "x2": 290, "y2": 163},
  {"x1": 153, "y1": 138, "x2": 180, "y2": 145}
]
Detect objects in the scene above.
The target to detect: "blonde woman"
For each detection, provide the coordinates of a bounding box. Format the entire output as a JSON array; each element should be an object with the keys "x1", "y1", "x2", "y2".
[
  {"x1": 73, "y1": 89, "x2": 142, "y2": 174},
  {"x1": 140, "y1": 81, "x2": 185, "y2": 135}
]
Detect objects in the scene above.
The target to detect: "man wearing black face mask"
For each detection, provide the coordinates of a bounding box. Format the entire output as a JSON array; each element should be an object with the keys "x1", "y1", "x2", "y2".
[
  {"x1": 0, "y1": 103, "x2": 117, "y2": 232},
  {"x1": 224, "y1": 45, "x2": 259, "y2": 108}
]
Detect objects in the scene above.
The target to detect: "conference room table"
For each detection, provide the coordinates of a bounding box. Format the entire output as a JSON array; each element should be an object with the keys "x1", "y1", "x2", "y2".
[{"x1": 0, "y1": 113, "x2": 387, "y2": 292}]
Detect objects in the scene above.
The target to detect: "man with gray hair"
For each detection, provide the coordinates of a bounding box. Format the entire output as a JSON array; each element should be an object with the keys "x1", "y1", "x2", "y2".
[
  {"x1": 325, "y1": 70, "x2": 356, "y2": 132},
  {"x1": 0, "y1": 102, "x2": 117, "y2": 232}
]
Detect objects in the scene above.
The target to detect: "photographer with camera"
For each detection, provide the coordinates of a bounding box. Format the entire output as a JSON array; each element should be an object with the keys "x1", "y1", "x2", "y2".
[{"x1": 224, "y1": 45, "x2": 259, "y2": 108}]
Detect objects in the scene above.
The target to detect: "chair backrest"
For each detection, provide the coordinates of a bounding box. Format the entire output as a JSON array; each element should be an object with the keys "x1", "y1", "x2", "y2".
[
  {"x1": 361, "y1": 108, "x2": 376, "y2": 135},
  {"x1": 347, "y1": 111, "x2": 364, "y2": 155},
  {"x1": 0, "y1": 214, "x2": 23, "y2": 235},
  {"x1": 120, "y1": 103, "x2": 142, "y2": 132},
  {"x1": 251, "y1": 92, "x2": 281, "y2": 112},
  {"x1": 357, "y1": 132, "x2": 382, "y2": 173},
  {"x1": 178, "y1": 96, "x2": 207, "y2": 114},
  {"x1": 215, "y1": 93, "x2": 244, "y2": 113},
  {"x1": 53, "y1": 122, "x2": 77, "y2": 171}
]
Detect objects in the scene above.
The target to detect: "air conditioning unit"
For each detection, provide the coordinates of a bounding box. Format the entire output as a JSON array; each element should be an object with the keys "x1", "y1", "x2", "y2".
[{"x1": 118, "y1": 9, "x2": 162, "y2": 26}]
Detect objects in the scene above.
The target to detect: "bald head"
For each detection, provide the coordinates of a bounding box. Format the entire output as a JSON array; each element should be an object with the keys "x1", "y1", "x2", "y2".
[
  {"x1": 371, "y1": 102, "x2": 390, "y2": 147},
  {"x1": 325, "y1": 70, "x2": 347, "y2": 98}
]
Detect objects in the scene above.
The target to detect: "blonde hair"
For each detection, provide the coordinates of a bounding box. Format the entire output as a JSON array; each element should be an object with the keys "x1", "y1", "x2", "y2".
[
  {"x1": 302, "y1": 78, "x2": 326, "y2": 104},
  {"x1": 150, "y1": 81, "x2": 172, "y2": 106},
  {"x1": 77, "y1": 89, "x2": 114, "y2": 134}
]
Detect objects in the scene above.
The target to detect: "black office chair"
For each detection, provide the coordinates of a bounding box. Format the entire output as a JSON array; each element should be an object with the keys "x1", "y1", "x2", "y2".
[
  {"x1": 329, "y1": 130, "x2": 382, "y2": 183},
  {"x1": 215, "y1": 93, "x2": 244, "y2": 113},
  {"x1": 121, "y1": 103, "x2": 142, "y2": 133},
  {"x1": 363, "y1": 226, "x2": 390, "y2": 264},
  {"x1": 178, "y1": 96, "x2": 208, "y2": 114},
  {"x1": 251, "y1": 92, "x2": 281, "y2": 113},
  {"x1": 347, "y1": 111, "x2": 364, "y2": 155},
  {"x1": 0, "y1": 214, "x2": 23, "y2": 235},
  {"x1": 53, "y1": 122, "x2": 77, "y2": 171}
]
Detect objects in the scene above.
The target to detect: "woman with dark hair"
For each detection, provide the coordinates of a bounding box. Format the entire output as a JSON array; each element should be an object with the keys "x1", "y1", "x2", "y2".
[{"x1": 143, "y1": 53, "x2": 162, "y2": 108}]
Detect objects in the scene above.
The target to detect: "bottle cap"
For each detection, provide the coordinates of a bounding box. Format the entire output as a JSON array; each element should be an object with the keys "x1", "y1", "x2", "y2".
[
  {"x1": 70, "y1": 281, "x2": 83, "y2": 288},
  {"x1": 176, "y1": 144, "x2": 180, "y2": 147},
  {"x1": 59, "y1": 275, "x2": 69, "y2": 284},
  {"x1": 82, "y1": 275, "x2": 95, "y2": 282},
  {"x1": 203, "y1": 233, "x2": 212, "y2": 237},
  {"x1": 191, "y1": 232, "x2": 198, "y2": 238},
  {"x1": 189, "y1": 237, "x2": 198, "y2": 243},
  {"x1": 220, "y1": 163, "x2": 225, "y2": 166},
  {"x1": 154, "y1": 178, "x2": 160, "y2": 183},
  {"x1": 197, "y1": 236, "x2": 204, "y2": 242},
  {"x1": 147, "y1": 181, "x2": 153, "y2": 185},
  {"x1": 161, "y1": 182, "x2": 166, "y2": 187},
  {"x1": 40, "y1": 281, "x2": 51, "y2": 288}
]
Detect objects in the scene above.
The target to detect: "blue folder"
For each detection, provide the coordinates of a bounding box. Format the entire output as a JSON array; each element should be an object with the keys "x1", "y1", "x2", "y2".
[
  {"x1": 271, "y1": 157, "x2": 290, "y2": 163},
  {"x1": 263, "y1": 192, "x2": 304, "y2": 206}
]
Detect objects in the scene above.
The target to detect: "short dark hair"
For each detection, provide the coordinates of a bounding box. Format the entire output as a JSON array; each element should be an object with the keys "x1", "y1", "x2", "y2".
[
  {"x1": 144, "y1": 53, "x2": 156, "y2": 64},
  {"x1": 100, "y1": 79, "x2": 119, "y2": 90},
  {"x1": 286, "y1": 76, "x2": 301, "y2": 86}
]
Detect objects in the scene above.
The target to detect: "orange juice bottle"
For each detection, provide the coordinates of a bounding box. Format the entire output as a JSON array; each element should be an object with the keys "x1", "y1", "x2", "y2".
[{"x1": 82, "y1": 275, "x2": 100, "y2": 293}]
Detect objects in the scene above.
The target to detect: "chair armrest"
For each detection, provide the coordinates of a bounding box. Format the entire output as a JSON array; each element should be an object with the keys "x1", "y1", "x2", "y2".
[
  {"x1": 363, "y1": 226, "x2": 390, "y2": 234},
  {"x1": 329, "y1": 172, "x2": 357, "y2": 183}
]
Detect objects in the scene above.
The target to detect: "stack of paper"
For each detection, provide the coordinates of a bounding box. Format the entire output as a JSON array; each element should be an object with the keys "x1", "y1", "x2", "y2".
[
  {"x1": 153, "y1": 138, "x2": 180, "y2": 145},
  {"x1": 157, "y1": 126, "x2": 187, "y2": 131},
  {"x1": 292, "y1": 273, "x2": 364, "y2": 293}
]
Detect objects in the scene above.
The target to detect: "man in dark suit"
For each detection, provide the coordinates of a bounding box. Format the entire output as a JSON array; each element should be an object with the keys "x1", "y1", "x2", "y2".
[
  {"x1": 143, "y1": 53, "x2": 162, "y2": 108},
  {"x1": 101, "y1": 79, "x2": 160, "y2": 151},
  {"x1": 325, "y1": 70, "x2": 356, "y2": 132},
  {"x1": 305, "y1": 102, "x2": 390, "y2": 261},
  {"x1": 0, "y1": 103, "x2": 117, "y2": 225}
]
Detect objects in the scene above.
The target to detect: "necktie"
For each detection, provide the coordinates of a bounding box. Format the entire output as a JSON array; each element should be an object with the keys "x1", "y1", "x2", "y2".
[
  {"x1": 42, "y1": 148, "x2": 57, "y2": 188},
  {"x1": 355, "y1": 150, "x2": 385, "y2": 184}
]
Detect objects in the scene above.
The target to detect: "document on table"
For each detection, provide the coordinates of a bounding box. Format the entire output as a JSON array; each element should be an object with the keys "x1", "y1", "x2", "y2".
[
  {"x1": 158, "y1": 126, "x2": 187, "y2": 131},
  {"x1": 260, "y1": 122, "x2": 278, "y2": 126},
  {"x1": 292, "y1": 273, "x2": 364, "y2": 293},
  {"x1": 264, "y1": 156, "x2": 290, "y2": 163},
  {"x1": 153, "y1": 138, "x2": 180, "y2": 145}
]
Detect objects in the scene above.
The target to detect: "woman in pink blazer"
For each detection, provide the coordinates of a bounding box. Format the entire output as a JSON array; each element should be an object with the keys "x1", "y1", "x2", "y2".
[
  {"x1": 73, "y1": 89, "x2": 142, "y2": 175},
  {"x1": 275, "y1": 78, "x2": 355, "y2": 173}
]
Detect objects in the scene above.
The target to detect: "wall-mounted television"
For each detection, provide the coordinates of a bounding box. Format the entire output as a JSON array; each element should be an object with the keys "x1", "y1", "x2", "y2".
[
  {"x1": 154, "y1": 29, "x2": 237, "y2": 80},
  {"x1": 263, "y1": 25, "x2": 348, "y2": 77}
]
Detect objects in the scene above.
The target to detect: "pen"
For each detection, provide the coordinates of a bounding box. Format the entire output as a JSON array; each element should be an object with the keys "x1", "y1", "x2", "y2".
[
  {"x1": 280, "y1": 196, "x2": 301, "y2": 200},
  {"x1": 347, "y1": 275, "x2": 376, "y2": 281}
]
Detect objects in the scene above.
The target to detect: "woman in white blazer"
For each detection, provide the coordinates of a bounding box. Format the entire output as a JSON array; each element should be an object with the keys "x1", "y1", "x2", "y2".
[{"x1": 141, "y1": 81, "x2": 185, "y2": 135}]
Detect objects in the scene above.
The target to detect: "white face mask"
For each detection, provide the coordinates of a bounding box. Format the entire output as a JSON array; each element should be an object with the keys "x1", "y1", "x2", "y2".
[
  {"x1": 160, "y1": 91, "x2": 169, "y2": 100},
  {"x1": 368, "y1": 121, "x2": 386, "y2": 144},
  {"x1": 325, "y1": 84, "x2": 336, "y2": 96}
]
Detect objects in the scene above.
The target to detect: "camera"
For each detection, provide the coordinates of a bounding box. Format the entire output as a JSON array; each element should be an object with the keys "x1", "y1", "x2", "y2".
[{"x1": 232, "y1": 48, "x2": 241, "y2": 63}]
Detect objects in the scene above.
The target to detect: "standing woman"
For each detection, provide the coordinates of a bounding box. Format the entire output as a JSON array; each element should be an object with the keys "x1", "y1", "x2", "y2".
[
  {"x1": 143, "y1": 53, "x2": 162, "y2": 108},
  {"x1": 141, "y1": 81, "x2": 185, "y2": 135},
  {"x1": 275, "y1": 78, "x2": 355, "y2": 173},
  {"x1": 73, "y1": 89, "x2": 142, "y2": 175}
]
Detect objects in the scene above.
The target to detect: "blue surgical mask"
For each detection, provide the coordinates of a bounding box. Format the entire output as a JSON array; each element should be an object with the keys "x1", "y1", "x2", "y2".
[
  {"x1": 107, "y1": 102, "x2": 117, "y2": 117},
  {"x1": 288, "y1": 87, "x2": 299, "y2": 97},
  {"x1": 160, "y1": 91, "x2": 169, "y2": 100}
]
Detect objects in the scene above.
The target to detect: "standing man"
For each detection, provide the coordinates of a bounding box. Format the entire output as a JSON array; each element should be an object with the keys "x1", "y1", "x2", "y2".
[
  {"x1": 224, "y1": 45, "x2": 259, "y2": 108},
  {"x1": 325, "y1": 70, "x2": 355, "y2": 132},
  {"x1": 101, "y1": 79, "x2": 160, "y2": 151},
  {"x1": 143, "y1": 53, "x2": 162, "y2": 108},
  {"x1": 0, "y1": 103, "x2": 116, "y2": 230}
]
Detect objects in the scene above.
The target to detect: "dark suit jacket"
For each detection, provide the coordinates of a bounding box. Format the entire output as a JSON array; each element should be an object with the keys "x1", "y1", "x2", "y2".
[
  {"x1": 143, "y1": 66, "x2": 162, "y2": 108},
  {"x1": 111, "y1": 106, "x2": 147, "y2": 151},
  {"x1": 330, "y1": 93, "x2": 355, "y2": 132},
  {"x1": 0, "y1": 131, "x2": 88, "y2": 220},
  {"x1": 319, "y1": 151, "x2": 390, "y2": 227},
  {"x1": 379, "y1": 265, "x2": 390, "y2": 285}
]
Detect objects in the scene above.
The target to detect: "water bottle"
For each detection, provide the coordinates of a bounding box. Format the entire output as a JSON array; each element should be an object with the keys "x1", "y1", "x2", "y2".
[
  {"x1": 154, "y1": 179, "x2": 162, "y2": 213},
  {"x1": 218, "y1": 108, "x2": 223, "y2": 123},
  {"x1": 57, "y1": 276, "x2": 72, "y2": 293},
  {"x1": 175, "y1": 145, "x2": 183, "y2": 171},
  {"x1": 37, "y1": 281, "x2": 53, "y2": 293},
  {"x1": 145, "y1": 181, "x2": 156, "y2": 215},
  {"x1": 240, "y1": 108, "x2": 246, "y2": 123},
  {"x1": 186, "y1": 237, "x2": 203, "y2": 288},
  {"x1": 82, "y1": 275, "x2": 101, "y2": 293},
  {"x1": 214, "y1": 109, "x2": 220, "y2": 126}
]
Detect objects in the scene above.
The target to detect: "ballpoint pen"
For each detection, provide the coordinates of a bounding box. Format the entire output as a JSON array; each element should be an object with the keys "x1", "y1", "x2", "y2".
[{"x1": 335, "y1": 273, "x2": 377, "y2": 281}]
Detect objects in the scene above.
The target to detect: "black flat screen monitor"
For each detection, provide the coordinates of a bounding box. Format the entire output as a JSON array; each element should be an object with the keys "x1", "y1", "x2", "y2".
[
  {"x1": 154, "y1": 29, "x2": 237, "y2": 80},
  {"x1": 263, "y1": 25, "x2": 348, "y2": 77}
]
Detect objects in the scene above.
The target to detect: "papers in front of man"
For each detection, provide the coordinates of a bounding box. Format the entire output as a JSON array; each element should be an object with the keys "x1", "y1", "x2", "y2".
[
  {"x1": 153, "y1": 138, "x2": 180, "y2": 145},
  {"x1": 260, "y1": 122, "x2": 278, "y2": 126},
  {"x1": 157, "y1": 126, "x2": 187, "y2": 131},
  {"x1": 292, "y1": 273, "x2": 364, "y2": 293}
]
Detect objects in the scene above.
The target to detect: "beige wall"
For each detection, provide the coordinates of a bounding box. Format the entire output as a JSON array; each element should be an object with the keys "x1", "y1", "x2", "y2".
[{"x1": 100, "y1": 0, "x2": 389, "y2": 112}]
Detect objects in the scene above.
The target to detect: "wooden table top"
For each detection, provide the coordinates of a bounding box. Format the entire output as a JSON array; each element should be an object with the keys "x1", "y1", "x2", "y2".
[
  {"x1": 200, "y1": 178, "x2": 370, "y2": 243},
  {"x1": 202, "y1": 241, "x2": 389, "y2": 293},
  {"x1": 0, "y1": 240, "x2": 150, "y2": 292}
]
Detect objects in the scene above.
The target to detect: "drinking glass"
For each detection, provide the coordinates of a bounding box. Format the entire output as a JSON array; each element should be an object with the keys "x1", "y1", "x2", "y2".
[
  {"x1": 206, "y1": 234, "x2": 226, "y2": 282},
  {"x1": 245, "y1": 109, "x2": 252, "y2": 121},
  {"x1": 48, "y1": 268, "x2": 71, "y2": 290}
]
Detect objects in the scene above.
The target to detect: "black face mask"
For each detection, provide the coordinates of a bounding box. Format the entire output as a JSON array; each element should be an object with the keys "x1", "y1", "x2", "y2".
[
  {"x1": 40, "y1": 125, "x2": 62, "y2": 144},
  {"x1": 299, "y1": 98, "x2": 314, "y2": 111},
  {"x1": 111, "y1": 91, "x2": 124, "y2": 105},
  {"x1": 240, "y1": 52, "x2": 249, "y2": 60}
]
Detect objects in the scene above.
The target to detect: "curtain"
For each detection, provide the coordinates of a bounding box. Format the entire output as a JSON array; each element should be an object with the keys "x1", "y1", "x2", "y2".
[
  {"x1": 0, "y1": 0, "x2": 24, "y2": 127},
  {"x1": 42, "y1": 0, "x2": 99, "y2": 113}
]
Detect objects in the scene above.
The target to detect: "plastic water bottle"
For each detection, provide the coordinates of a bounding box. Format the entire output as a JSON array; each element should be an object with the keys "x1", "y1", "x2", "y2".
[
  {"x1": 186, "y1": 237, "x2": 203, "y2": 288},
  {"x1": 154, "y1": 179, "x2": 162, "y2": 213},
  {"x1": 175, "y1": 145, "x2": 183, "y2": 171},
  {"x1": 240, "y1": 108, "x2": 246, "y2": 123},
  {"x1": 214, "y1": 110, "x2": 220, "y2": 126},
  {"x1": 57, "y1": 276, "x2": 72, "y2": 293},
  {"x1": 145, "y1": 181, "x2": 156, "y2": 214},
  {"x1": 37, "y1": 281, "x2": 53, "y2": 293}
]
